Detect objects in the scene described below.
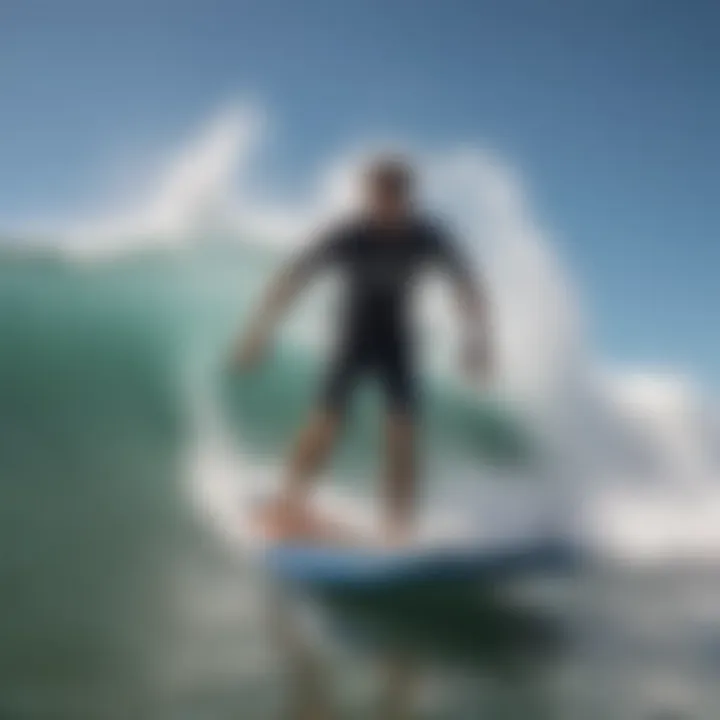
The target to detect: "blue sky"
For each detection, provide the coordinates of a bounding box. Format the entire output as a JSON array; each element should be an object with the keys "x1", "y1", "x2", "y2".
[{"x1": 2, "y1": 0, "x2": 719, "y2": 385}]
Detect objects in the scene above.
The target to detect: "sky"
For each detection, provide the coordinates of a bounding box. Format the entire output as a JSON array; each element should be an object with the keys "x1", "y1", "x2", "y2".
[{"x1": 1, "y1": 0, "x2": 719, "y2": 386}]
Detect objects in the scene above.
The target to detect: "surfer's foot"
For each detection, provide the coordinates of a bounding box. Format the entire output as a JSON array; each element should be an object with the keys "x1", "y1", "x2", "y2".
[
  {"x1": 382, "y1": 521, "x2": 413, "y2": 549},
  {"x1": 251, "y1": 498, "x2": 314, "y2": 542},
  {"x1": 252, "y1": 497, "x2": 363, "y2": 547}
]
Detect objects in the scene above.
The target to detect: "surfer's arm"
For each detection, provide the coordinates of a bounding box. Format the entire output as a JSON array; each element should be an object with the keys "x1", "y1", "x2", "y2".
[
  {"x1": 429, "y1": 225, "x2": 493, "y2": 382},
  {"x1": 455, "y1": 274, "x2": 492, "y2": 382},
  {"x1": 235, "y1": 265, "x2": 304, "y2": 361},
  {"x1": 233, "y1": 229, "x2": 344, "y2": 369}
]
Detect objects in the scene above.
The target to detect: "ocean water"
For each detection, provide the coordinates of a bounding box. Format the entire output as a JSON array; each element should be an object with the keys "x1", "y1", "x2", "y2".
[{"x1": 2, "y1": 241, "x2": 720, "y2": 720}]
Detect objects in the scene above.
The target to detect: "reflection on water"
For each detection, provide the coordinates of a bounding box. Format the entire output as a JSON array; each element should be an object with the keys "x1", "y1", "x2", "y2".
[
  {"x1": 167, "y1": 549, "x2": 720, "y2": 719},
  {"x1": 265, "y1": 575, "x2": 565, "y2": 719}
]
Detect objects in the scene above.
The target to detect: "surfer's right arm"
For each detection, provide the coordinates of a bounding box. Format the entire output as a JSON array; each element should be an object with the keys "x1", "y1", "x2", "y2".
[{"x1": 232, "y1": 226, "x2": 346, "y2": 370}]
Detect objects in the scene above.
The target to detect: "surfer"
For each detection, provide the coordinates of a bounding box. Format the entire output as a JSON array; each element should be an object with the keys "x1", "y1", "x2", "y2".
[{"x1": 233, "y1": 156, "x2": 492, "y2": 545}]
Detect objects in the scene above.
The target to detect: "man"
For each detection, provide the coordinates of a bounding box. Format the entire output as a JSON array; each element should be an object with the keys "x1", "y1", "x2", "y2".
[{"x1": 234, "y1": 157, "x2": 492, "y2": 545}]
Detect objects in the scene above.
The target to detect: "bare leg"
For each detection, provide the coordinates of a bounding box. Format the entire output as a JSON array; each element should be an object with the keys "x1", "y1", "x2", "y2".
[
  {"x1": 260, "y1": 409, "x2": 342, "y2": 539},
  {"x1": 383, "y1": 412, "x2": 417, "y2": 545},
  {"x1": 285, "y1": 409, "x2": 341, "y2": 503}
]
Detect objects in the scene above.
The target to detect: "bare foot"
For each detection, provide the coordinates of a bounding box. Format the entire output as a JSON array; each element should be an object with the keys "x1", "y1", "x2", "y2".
[
  {"x1": 251, "y1": 498, "x2": 364, "y2": 547},
  {"x1": 382, "y1": 522, "x2": 413, "y2": 550},
  {"x1": 251, "y1": 499, "x2": 313, "y2": 542}
]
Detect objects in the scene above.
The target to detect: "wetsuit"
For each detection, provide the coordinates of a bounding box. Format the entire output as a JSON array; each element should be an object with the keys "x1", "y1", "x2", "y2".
[{"x1": 295, "y1": 216, "x2": 471, "y2": 416}]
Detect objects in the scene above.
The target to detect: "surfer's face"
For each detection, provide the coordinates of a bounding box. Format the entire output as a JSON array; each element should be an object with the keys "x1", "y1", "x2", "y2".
[{"x1": 365, "y1": 161, "x2": 413, "y2": 225}]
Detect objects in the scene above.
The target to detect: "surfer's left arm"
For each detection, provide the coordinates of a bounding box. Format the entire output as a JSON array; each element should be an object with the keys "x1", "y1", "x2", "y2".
[
  {"x1": 430, "y1": 225, "x2": 493, "y2": 383},
  {"x1": 456, "y1": 273, "x2": 492, "y2": 383}
]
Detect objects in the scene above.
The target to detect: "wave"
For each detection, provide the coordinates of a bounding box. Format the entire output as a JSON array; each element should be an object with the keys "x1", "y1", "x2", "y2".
[{"x1": 2, "y1": 102, "x2": 718, "y2": 563}]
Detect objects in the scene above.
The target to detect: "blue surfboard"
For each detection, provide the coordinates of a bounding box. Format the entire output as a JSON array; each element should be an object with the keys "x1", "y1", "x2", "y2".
[{"x1": 265, "y1": 538, "x2": 578, "y2": 591}]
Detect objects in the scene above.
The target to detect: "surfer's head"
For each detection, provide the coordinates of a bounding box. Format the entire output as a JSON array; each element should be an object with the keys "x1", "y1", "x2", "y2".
[{"x1": 364, "y1": 155, "x2": 415, "y2": 225}]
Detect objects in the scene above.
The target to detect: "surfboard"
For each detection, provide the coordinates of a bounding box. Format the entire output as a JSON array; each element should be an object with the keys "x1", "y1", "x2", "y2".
[{"x1": 264, "y1": 538, "x2": 578, "y2": 592}]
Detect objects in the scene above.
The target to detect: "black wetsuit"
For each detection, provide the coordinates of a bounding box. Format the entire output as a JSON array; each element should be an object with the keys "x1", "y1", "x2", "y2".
[{"x1": 296, "y1": 215, "x2": 470, "y2": 416}]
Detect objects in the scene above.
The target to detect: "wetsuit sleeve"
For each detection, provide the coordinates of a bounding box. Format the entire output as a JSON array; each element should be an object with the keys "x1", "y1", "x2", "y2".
[
  {"x1": 290, "y1": 224, "x2": 349, "y2": 281},
  {"x1": 425, "y1": 223, "x2": 473, "y2": 286}
]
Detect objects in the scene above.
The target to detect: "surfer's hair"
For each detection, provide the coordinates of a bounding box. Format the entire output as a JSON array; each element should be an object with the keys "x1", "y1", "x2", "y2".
[{"x1": 366, "y1": 155, "x2": 414, "y2": 196}]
